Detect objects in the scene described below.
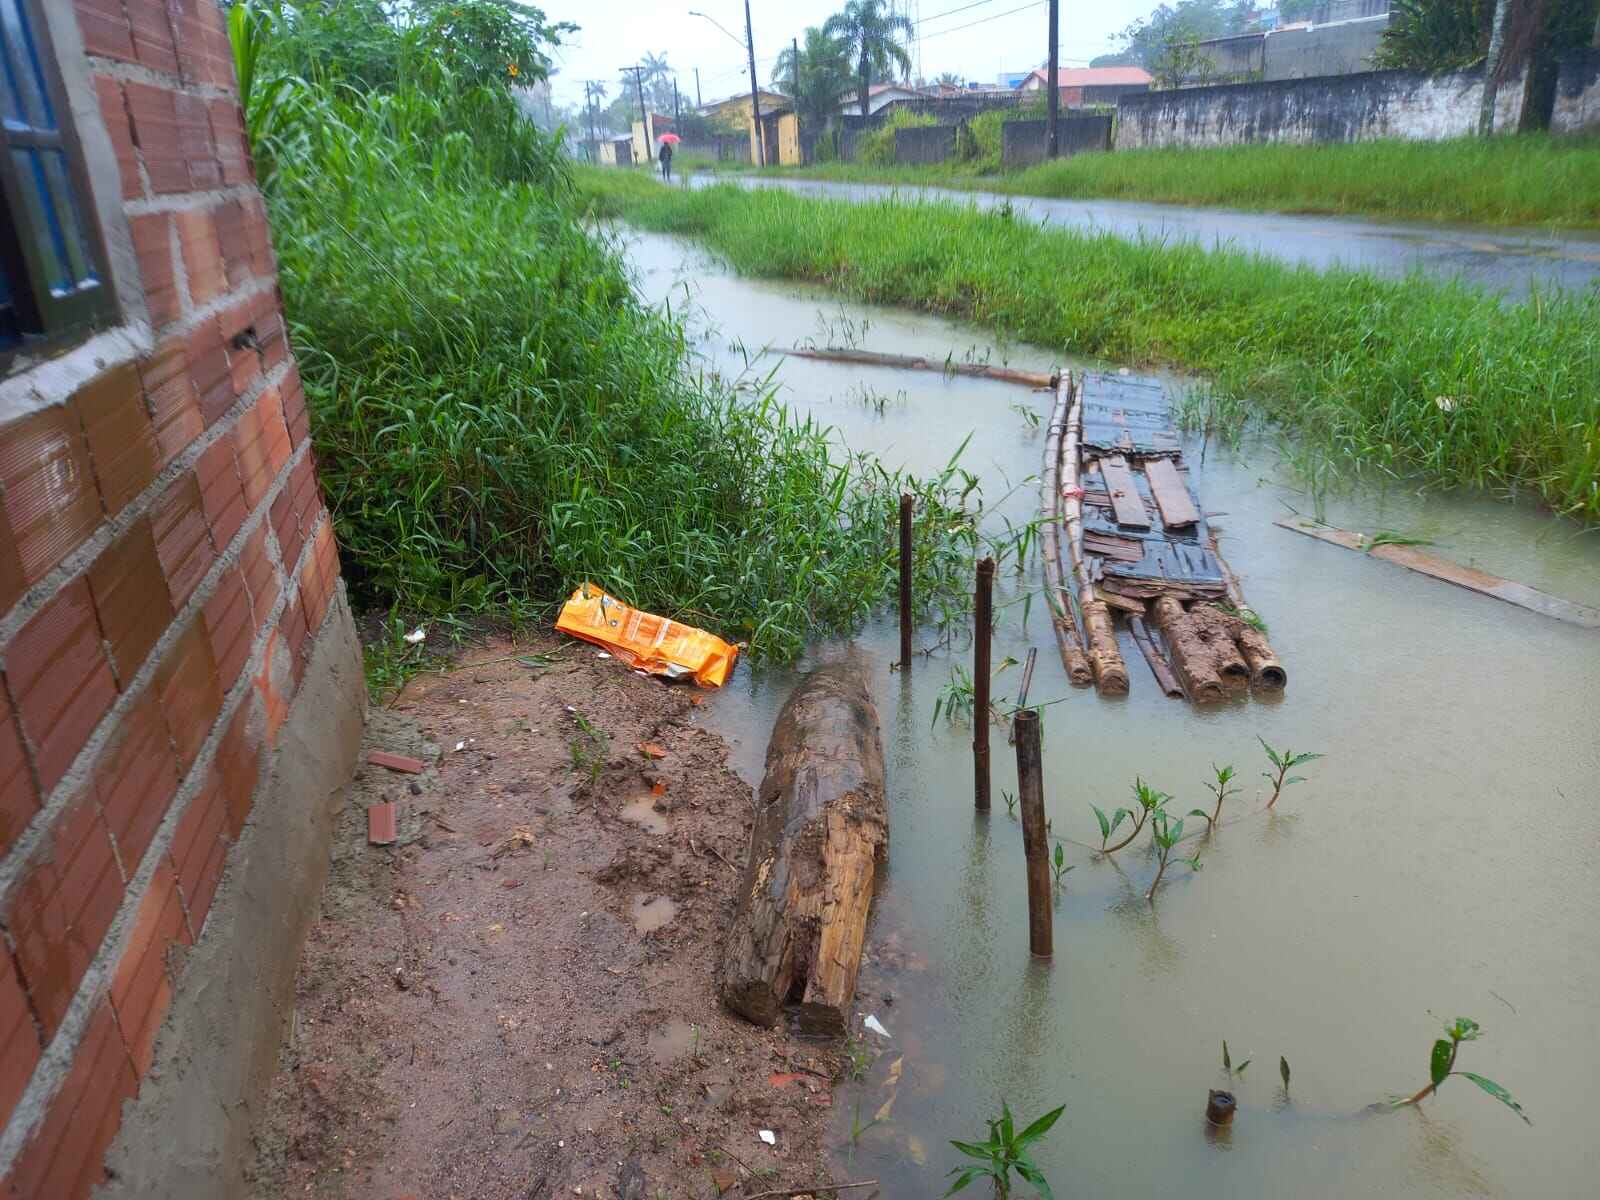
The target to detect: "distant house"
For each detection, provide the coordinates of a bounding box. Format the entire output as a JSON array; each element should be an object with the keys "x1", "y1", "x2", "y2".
[
  {"x1": 1020, "y1": 66, "x2": 1153, "y2": 107},
  {"x1": 698, "y1": 91, "x2": 794, "y2": 165},
  {"x1": 835, "y1": 82, "x2": 927, "y2": 116}
]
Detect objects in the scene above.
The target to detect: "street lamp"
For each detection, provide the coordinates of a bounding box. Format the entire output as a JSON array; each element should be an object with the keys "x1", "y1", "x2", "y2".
[{"x1": 688, "y1": 6, "x2": 765, "y2": 166}]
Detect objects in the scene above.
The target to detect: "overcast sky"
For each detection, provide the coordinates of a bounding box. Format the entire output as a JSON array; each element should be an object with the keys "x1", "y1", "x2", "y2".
[{"x1": 539, "y1": 0, "x2": 1159, "y2": 109}]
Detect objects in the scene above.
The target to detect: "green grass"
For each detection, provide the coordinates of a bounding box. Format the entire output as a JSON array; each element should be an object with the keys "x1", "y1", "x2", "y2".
[
  {"x1": 578, "y1": 170, "x2": 1600, "y2": 522},
  {"x1": 252, "y1": 34, "x2": 981, "y2": 663},
  {"x1": 702, "y1": 135, "x2": 1600, "y2": 229}
]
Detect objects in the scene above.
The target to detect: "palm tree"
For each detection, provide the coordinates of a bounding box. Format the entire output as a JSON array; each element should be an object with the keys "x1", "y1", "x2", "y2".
[
  {"x1": 936, "y1": 71, "x2": 963, "y2": 88},
  {"x1": 773, "y1": 27, "x2": 853, "y2": 129},
  {"x1": 823, "y1": 0, "x2": 914, "y2": 118}
]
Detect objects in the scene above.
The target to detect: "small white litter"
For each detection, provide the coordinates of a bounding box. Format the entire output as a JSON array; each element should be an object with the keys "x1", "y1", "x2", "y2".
[
  {"x1": 863, "y1": 1014, "x2": 891, "y2": 1038},
  {"x1": 758, "y1": 1130, "x2": 777, "y2": 1146},
  {"x1": 454, "y1": 740, "x2": 466, "y2": 752},
  {"x1": 403, "y1": 627, "x2": 427, "y2": 644},
  {"x1": 597, "y1": 651, "x2": 611, "y2": 659}
]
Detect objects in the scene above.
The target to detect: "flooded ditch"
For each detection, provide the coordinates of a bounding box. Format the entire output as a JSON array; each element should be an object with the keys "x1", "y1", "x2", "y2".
[{"x1": 625, "y1": 229, "x2": 1600, "y2": 1199}]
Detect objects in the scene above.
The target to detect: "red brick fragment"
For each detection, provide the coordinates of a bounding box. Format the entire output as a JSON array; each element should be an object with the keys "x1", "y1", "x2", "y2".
[
  {"x1": 367, "y1": 802, "x2": 397, "y2": 845},
  {"x1": 368, "y1": 751, "x2": 426, "y2": 775}
]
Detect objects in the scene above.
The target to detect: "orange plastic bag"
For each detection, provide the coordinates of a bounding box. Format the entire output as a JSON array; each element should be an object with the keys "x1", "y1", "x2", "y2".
[{"x1": 555, "y1": 584, "x2": 738, "y2": 688}]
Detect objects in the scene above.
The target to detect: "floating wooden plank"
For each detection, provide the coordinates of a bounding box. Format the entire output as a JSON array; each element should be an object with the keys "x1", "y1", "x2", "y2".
[
  {"x1": 1143, "y1": 457, "x2": 1200, "y2": 529},
  {"x1": 1275, "y1": 518, "x2": 1600, "y2": 630},
  {"x1": 1098, "y1": 455, "x2": 1151, "y2": 529},
  {"x1": 778, "y1": 346, "x2": 1056, "y2": 389}
]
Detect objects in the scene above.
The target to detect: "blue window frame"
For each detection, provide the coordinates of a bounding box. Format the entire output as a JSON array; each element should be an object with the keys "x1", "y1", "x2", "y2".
[{"x1": 0, "y1": 0, "x2": 115, "y2": 365}]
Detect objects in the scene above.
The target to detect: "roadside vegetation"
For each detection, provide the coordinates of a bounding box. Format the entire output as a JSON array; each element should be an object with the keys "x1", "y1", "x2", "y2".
[
  {"x1": 579, "y1": 171, "x2": 1600, "y2": 522},
  {"x1": 235, "y1": 1, "x2": 980, "y2": 666},
  {"x1": 705, "y1": 135, "x2": 1600, "y2": 229}
]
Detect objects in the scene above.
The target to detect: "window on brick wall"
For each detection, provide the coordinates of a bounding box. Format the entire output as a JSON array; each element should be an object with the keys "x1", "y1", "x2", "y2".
[{"x1": 0, "y1": 0, "x2": 116, "y2": 367}]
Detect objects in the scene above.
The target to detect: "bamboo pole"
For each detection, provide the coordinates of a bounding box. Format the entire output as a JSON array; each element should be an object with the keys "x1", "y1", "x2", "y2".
[
  {"x1": 1058, "y1": 374, "x2": 1129, "y2": 696},
  {"x1": 974, "y1": 556, "x2": 994, "y2": 812},
  {"x1": 1013, "y1": 707, "x2": 1052, "y2": 958},
  {"x1": 1041, "y1": 375, "x2": 1094, "y2": 688},
  {"x1": 899, "y1": 494, "x2": 914, "y2": 669},
  {"x1": 779, "y1": 346, "x2": 1058, "y2": 390}
]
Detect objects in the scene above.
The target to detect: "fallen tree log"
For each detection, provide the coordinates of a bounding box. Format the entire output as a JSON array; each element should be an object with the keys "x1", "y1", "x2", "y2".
[
  {"x1": 720, "y1": 663, "x2": 887, "y2": 1036},
  {"x1": 779, "y1": 346, "x2": 1058, "y2": 389}
]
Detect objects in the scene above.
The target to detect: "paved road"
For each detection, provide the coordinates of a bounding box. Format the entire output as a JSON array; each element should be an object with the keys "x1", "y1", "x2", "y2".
[{"x1": 689, "y1": 174, "x2": 1600, "y2": 295}]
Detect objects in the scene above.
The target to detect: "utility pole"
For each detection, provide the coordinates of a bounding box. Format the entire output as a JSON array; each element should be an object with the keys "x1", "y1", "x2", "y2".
[
  {"x1": 744, "y1": 0, "x2": 765, "y2": 166},
  {"x1": 1478, "y1": 0, "x2": 1510, "y2": 137},
  {"x1": 674, "y1": 78, "x2": 680, "y2": 122},
  {"x1": 622, "y1": 64, "x2": 647, "y2": 163},
  {"x1": 695, "y1": 67, "x2": 702, "y2": 107},
  {"x1": 583, "y1": 80, "x2": 601, "y2": 162},
  {"x1": 1046, "y1": 0, "x2": 1060, "y2": 158}
]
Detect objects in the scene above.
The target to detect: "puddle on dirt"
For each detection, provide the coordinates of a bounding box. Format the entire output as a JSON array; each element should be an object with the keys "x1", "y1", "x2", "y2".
[
  {"x1": 645, "y1": 1018, "x2": 697, "y2": 1065},
  {"x1": 629, "y1": 895, "x2": 678, "y2": 934},
  {"x1": 621, "y1": 228, "x2": 1600, "y2": 1199},
  {"x1": 619, "y1": 793, "x2": 670, "y2": 836}
]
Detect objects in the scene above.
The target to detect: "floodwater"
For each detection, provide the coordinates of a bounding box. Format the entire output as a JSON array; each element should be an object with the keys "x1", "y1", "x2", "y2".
[
  {"x1": 686, "y1": 173, "x2": 1600, "y2": 295},
  {"x1": 629, "y1": 895, "x2": 678, "y2": 934},
  {"x1": 624, "y1": 229, "x2": 1600, "y2": 1198}
]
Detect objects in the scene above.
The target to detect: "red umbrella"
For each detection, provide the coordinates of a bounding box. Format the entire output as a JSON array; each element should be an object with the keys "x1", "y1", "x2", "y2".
[{"x1": 658, "y1": 132, "x2": 681, "y2": 144}]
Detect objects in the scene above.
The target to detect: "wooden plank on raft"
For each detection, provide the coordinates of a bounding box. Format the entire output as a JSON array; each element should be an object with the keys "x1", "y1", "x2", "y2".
[
  {"x1": 1098, "y1": 455, "x2": 1150, "y2": 530},
  {"x1": 1143, "y1": 457, "x2": 1200, "y2": 528},
  {"x1": 1275, "y1": 518, "x2": 1600, "y2": 630}
]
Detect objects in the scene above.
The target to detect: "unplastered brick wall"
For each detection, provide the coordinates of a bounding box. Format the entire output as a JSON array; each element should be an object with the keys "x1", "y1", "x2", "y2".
[{"x1": 0, "y1": 3, "x2": 345, "y2": 1196}]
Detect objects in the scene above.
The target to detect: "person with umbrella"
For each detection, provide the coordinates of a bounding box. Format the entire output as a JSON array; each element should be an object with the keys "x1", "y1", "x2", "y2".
[{"x1": 658, "y1": 132, "x2": 679, "y2": 182}]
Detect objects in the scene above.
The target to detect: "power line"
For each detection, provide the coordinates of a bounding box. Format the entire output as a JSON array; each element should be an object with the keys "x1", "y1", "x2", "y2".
[
  {"x1": 918, "y1": 0, "x2": 1045, "y2": 42},
  {"x1": 918, "y1": 0, "x2": 1008, "y2": 26}
]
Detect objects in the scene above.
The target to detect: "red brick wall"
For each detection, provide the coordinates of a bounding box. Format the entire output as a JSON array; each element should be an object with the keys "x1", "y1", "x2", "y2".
[{"x1": 0, "y1": 4, "x2": 344, "y2": 1195}]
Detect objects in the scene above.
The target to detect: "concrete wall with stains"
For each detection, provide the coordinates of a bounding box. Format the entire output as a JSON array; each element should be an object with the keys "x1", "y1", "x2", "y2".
[
  {"x1": 1114, "y1": 65, "x2": 1530, "y2": 150},
  {"x1": 1551, "y1": 48, "x2": 1600, "y2": 135},
  {"x1": 0, "y1": 3, "x2": 363, "y2": 1197},
  {"x1": 1002, "y1": 116, "x2": 1115, "y2": 167}
]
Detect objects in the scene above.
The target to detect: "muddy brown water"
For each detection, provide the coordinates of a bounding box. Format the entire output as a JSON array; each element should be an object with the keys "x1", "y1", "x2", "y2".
[{"x1": 625, "y1": 230, "x2": 1600, "y2": 1199}]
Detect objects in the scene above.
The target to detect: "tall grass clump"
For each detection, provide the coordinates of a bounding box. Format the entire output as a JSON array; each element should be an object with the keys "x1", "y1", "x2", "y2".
[
  {"x1": 758, "y1": 135, "x2": 1600, "y2": 228},
  {"x1": 576, "y1": 174, "x2": 1600, "y2": 521},
  {"x1": 243, "y1": 2, "x2": 979, "y2": 659}
]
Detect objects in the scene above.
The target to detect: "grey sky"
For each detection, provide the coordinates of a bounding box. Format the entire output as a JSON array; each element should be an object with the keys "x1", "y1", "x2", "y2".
[{"x1": 539, "y1": 0, "x2": 1158, "y2": 108}]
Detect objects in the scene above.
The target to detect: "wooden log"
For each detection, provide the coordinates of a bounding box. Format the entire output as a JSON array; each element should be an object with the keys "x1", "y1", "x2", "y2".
[
  {"x1": 898, "y1": 494, "x2": 914, "y2": 668},
  {"x1": 720, "y1": 664, "x2": 888, "y2": 1036},
  {"x1": 1040, "y1": 377, "x2": 1093, "y2": 688},
  {"x1": 779, "y1": 346, "x2": 1058, "y2": 390},
  {"x1": 1151, "y1": 596, "x2": 1226, "y2": 704},
  {"x1": 1013, "y1": 708, "x2": 1052, "y2": 958},
  {"x1": 1274, "y1": 517, "x2": 1600, "y2": 630},
  {"x1": 1210, "y1": 529, "x2": 1287, "y2": 690},
  {"x1": 1059, "y1": 375, "x2": 1130, "y2": 696},
  {"x1": 1128, "y1": 615, "x2": 1184, "y2": 699}
]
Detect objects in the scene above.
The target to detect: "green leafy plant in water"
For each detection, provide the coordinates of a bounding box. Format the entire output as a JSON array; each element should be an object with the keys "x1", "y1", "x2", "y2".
[
  {"x1": 1190, "y1": 763, "x2": 1238, "y2": 829},
  {"x1": 1002, "y1": 790, "x2": 1018, "y2": 817},
  {"x1": 1094, "y1": 777, "x2": 1167, "y2": 854},
  {"x1": 1389, "y1": 1017, "x2": 1530, "y2": 1124},
  {"x1": 1051, "y1": 842, "x2": 1074, "y2": 888},
  {"x1": 934, "y1": 664, "x2": 977, "y2": 728},
  {"x1": 1222, "y1": 1040, "x2": 1251, "y2": 1079},
  {"x1": 945, "y1": 1100, "x2": 1064, "y2": 1198},
  {"x1": 1259, "y1": 737, "x2": 1323, "y2": 808},
  {"x1": 1147, "y1": 809, "x2": 1200, "y2": 901}
]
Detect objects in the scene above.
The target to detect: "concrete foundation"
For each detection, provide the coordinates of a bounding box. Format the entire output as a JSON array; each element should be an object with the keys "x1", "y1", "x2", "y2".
[{"x1": 95, "y1": 594, "x2": 366, "y2": 1200}]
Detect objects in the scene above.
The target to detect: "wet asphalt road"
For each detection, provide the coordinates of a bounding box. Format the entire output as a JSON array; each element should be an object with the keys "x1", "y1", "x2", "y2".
[{"x1": 689, "y1": 173, "x2": 1600, "y2": 295}]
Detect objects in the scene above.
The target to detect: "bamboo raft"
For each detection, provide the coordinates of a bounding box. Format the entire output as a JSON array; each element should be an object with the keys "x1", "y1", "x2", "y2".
[{"x1": 1043, "y1": 371, "x2": 1286, "y2": 704}]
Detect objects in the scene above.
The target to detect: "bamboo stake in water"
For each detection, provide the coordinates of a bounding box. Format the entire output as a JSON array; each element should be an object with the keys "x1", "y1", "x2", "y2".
[
  {"x1": 899, "y1": 493, "x2": 914, "y2": 669},
  {"x1": 1013, "y1": 707, "x2": 1053, "y2": 958},
  {"x1": 974, "y1": 557, "x2": 995, "y2": 811}
]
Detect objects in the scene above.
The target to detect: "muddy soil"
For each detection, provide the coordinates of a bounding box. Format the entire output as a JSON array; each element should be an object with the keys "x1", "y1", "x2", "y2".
[{"x1": 250, "y1": 637, "x2": 846, "y2": 1199}]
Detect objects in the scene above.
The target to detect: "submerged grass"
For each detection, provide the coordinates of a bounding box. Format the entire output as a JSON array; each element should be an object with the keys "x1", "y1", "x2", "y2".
[
  {"x1": 713, "y1": 135, "x2": 1600, "y2": 229},
  {"x1": 579, "y1": 170, "x2": 1600, "y2": 521}
]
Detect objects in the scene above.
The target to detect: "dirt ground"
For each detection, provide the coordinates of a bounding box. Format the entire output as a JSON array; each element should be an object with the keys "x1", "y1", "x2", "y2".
[{"x1": 249, "y1": 635, "x2": 851, "y2": 1200}]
